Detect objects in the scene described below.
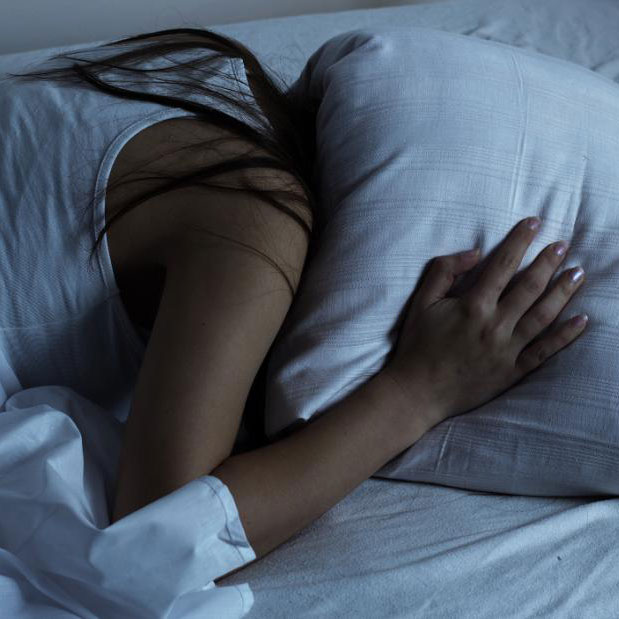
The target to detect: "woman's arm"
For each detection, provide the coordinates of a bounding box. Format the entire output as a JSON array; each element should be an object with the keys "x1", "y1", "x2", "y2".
[{"x1": 212, "y1": 370, "x2": 435, "y2": 582}]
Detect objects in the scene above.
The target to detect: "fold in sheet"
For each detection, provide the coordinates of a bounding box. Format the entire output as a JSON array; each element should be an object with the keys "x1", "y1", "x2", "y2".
[{"x1": 0, "y1": 382, "x2": 256, "y2": 618}]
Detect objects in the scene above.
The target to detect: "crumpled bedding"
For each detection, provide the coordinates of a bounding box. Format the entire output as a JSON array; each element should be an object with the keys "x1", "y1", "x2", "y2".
[
  {"x1": 0, "y1": 363, "x2": 254, "y2": 618},
  {"x1": 2, "y1": 0, "x2": 619, "y2": 617}
]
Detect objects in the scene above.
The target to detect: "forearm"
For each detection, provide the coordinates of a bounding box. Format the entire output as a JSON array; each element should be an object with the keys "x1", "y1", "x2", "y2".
[{"x1": 210, "y1": 372, "x2": 432, "y2": 581}]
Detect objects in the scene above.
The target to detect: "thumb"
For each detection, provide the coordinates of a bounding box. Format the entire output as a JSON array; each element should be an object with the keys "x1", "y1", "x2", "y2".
[{"x1": 415, "y1": 247, "x2": 480, "y2": 309}]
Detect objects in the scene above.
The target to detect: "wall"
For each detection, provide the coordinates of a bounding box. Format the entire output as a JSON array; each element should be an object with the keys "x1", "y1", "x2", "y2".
[{"x1": 1, "y1": 0, "x2": 446, "y2": 56}]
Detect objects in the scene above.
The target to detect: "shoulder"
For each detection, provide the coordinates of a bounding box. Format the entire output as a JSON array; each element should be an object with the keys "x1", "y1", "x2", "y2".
[
  {"x1": 108, "y1": 116, "x2": 312, "y2": 292},
  {"x1": 157, "y1": 117, "x2": 313, "y2": 292}
]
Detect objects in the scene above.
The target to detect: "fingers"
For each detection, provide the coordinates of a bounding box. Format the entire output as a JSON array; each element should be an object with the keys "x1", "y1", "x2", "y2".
[
  {"x1": 464, "y1": 217, "x2": 540, "y2": 309},
  {"x1": 511, "y1": 263, "x2": 585, "y2": 347},
  {"x1": 514, "y1": 312, "x2": 588, "y2": 377},
  {"x1": 415, "y1": 249, "x2": 481, "y2": 310},
  {"x1": 497, "y1": 239, "x2": 570, "y2": 330}
]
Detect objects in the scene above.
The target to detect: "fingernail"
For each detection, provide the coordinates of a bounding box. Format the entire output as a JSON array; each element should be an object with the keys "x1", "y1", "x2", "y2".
[
  {"x1": 572, "y1": 314, "x2": 588, "y2": 327},
  {"x1": 571, "y1": 267, "x2": 584, "y2": 283},
  {"x1": 527, "y1": 217, "x2": 541, "y2": 231}
]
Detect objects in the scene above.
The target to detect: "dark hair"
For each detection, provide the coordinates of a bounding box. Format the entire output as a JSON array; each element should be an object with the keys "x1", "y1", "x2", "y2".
[
  {"x1": 4, "y1": 27, "x2": 321, "y2": 450},
  {"x1": 4, "y1": 27, "x2": 321, "y2": 296}
]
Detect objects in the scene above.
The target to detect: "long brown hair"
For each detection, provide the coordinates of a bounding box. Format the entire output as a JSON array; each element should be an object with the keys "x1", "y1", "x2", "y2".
[
  {"x1": 4, "y1": 27, "x2": 322, "y2": 450},
  {"x1": 4, "y1": 27, "x2": 321, "y2": 297}
]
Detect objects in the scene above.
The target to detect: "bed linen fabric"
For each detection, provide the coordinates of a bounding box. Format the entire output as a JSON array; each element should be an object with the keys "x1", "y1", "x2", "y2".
[
  {"x1": 1, "y1": 0, "x2": 618, "y2": 617},
  {"x1": 0, "y1": 384, "x2": 255, "y2": 618}
]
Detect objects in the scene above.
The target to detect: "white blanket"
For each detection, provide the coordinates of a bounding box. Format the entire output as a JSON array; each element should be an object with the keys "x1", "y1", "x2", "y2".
[{"x1": 0, "y1": 354, "x2": 254, "y2": 618}]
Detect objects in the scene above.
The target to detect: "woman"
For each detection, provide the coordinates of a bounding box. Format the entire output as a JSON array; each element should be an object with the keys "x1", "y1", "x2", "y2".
[{"x1": 5, "y1": 28, "x2": 587, "y2": 583}]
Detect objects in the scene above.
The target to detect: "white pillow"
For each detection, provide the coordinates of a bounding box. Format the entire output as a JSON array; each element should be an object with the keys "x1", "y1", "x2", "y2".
[{"x1": 265, "y1": 26, "x2": 618, "y2": 497}]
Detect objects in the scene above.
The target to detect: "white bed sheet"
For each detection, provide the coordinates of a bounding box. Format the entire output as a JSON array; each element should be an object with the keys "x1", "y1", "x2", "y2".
[
  {"x1": 2, "y1": 0, "x2": 619, "y2": 617},
  {"x1": 228, "y1": 478, "x2": 619, "y2": 617},
  {"x1": 0, "y1": 378, "x2": 256, "y2": 618}
]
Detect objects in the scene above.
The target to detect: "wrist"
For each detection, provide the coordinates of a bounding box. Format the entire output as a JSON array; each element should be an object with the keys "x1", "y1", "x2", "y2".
[{"x1": 367, "y1": 371, "x2": 437, "y2": 442}]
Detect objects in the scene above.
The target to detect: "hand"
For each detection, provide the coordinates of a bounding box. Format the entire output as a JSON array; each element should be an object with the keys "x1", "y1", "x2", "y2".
[{"x1": 381, "y1": 216, "x2": 588, "y2": 429}]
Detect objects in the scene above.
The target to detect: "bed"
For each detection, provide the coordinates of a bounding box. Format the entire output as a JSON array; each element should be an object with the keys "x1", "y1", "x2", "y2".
[{"x1": 1, "y1": 0, "x2": 618, "y2": 617}]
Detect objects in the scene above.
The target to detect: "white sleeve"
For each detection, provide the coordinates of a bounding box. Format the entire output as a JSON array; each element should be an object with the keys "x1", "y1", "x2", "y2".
[{"x1": 198, "y1": 475, "x2": 257, "y2": 579}]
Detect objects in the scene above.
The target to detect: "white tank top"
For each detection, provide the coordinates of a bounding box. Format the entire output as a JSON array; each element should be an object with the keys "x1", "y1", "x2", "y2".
[{"x1": 0, "y1": 54, "x2": 256, "y2": 426}]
